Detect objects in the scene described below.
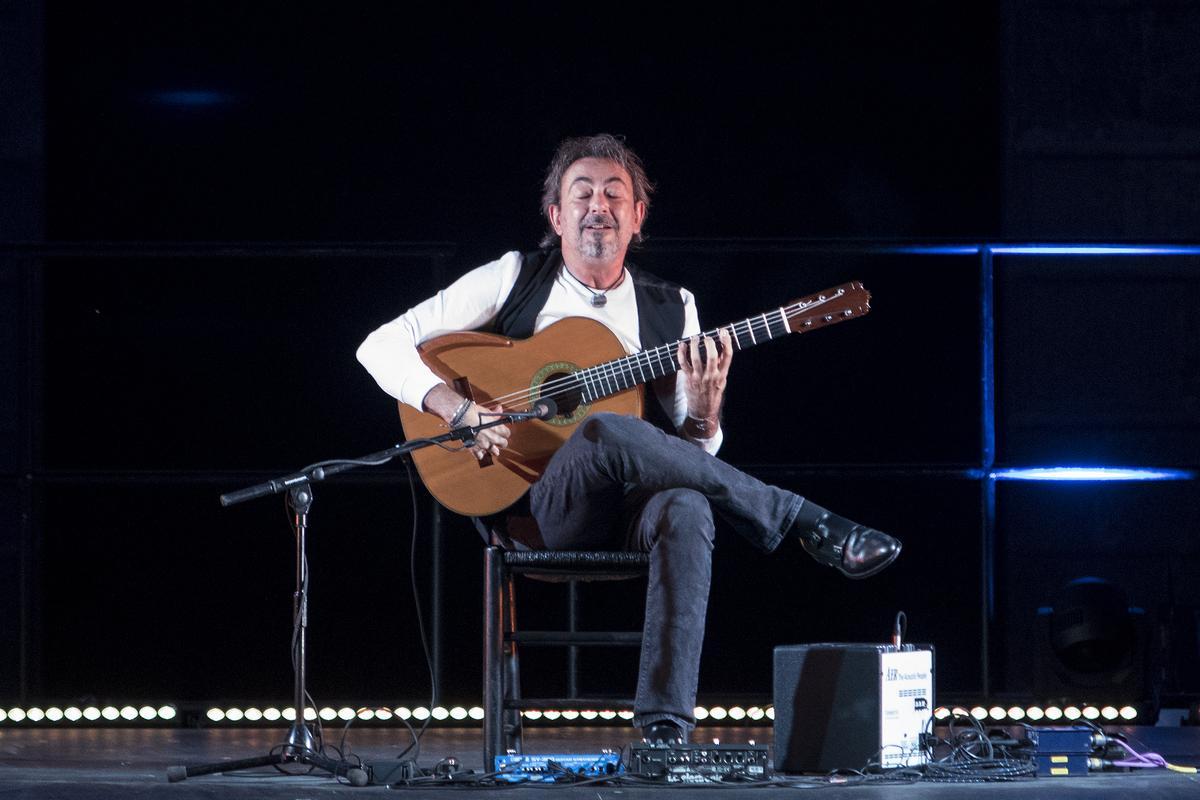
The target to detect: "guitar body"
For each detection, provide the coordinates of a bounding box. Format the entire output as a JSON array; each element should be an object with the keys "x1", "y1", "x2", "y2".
[{"x1": 398, "y1": 316, "x2": 644, "y2": 516}]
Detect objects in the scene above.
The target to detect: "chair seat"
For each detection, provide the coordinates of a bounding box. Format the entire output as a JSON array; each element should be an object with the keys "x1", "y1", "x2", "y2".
[{"x1": 501, "y1": 550, "x2": 650, "y2": 581}]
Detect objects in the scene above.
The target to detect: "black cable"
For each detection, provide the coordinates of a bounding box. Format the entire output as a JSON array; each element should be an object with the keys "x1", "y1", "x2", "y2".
[{"x1": 393, "y1": 455, "x2": 437, "y2": 762}]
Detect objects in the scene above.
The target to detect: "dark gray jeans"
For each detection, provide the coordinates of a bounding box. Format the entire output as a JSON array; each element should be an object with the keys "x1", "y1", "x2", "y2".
[{"x1": 528, "y1": 413, "x2": 804, "y2": 733}]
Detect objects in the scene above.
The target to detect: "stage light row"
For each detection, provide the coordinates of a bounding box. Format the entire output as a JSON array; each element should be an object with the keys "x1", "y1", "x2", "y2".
[
  {"x1": 201, "y1": 705, "x2": 775, "y2": 723},
  {"x1": 205, "y1": 706, "x2": 487, "y2": 723},
  {"x1": 0, "y1": 705, "x2": 177, "y2": 723},
  {"x1": 933, "y1": 705, "x2": 1138, "y2": 722}
]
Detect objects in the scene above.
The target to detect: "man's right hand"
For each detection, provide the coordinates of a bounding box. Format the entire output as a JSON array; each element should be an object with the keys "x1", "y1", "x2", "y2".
[
  {"x1": 423, "y1": 383, "x2": 510, "y2": 460},
  {"x1": 460, "y1": 401, "x2": 510, "y2": 460}
]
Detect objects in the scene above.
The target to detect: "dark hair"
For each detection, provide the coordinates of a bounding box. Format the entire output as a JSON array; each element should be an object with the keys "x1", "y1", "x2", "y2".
[{"x1": 539, "y1": 133, "x2": 654, "y2": 248}]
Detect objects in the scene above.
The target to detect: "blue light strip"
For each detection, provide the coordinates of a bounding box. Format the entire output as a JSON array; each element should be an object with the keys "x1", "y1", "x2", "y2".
[
  {"x1": 888, "y1": 245, "x2": 981, "y2": 255},
  {"x1": 989, "y1": 245, "x2": 1200, "y2": 256},
  {"x1": 991, "y1": 467, "x2": 1194, "y2": 481}
]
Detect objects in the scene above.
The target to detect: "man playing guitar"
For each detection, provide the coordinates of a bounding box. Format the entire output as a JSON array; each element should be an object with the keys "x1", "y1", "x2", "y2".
[{"x1": 357, "y1": 133, "x2": 901, "y2": 744}]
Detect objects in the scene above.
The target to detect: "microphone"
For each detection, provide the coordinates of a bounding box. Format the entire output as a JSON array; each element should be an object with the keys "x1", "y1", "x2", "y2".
[
  {"x1": 486, "y1": 398, "x2": 558, "y2": 422},
  {"x1": 532, "y1": 397, "x2": 558, "y2": 420}
]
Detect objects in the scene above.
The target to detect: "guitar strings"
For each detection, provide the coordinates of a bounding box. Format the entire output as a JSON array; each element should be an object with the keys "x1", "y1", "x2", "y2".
[
  {"x1": 481, "y1": 294, "x2": 841, "y2": 410},
  {"x1": 477, "y1": 291, "x2": 854, "y2": 411}
]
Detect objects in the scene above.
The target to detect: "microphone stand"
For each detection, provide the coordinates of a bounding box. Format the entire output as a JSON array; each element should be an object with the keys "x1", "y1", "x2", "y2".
[{"x1": 166, "y1": 414, "x2": 527, "y2": 786}]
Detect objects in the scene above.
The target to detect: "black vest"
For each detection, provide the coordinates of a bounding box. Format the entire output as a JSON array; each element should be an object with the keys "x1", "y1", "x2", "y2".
[{"x1": 490, "y1": 249, "x2": 686, "y2": 435}]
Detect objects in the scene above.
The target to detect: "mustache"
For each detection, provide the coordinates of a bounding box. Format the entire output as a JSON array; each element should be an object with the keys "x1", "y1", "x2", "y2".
[{"x1": 582, "y1": 214, "x2": 617, "y2": 230}]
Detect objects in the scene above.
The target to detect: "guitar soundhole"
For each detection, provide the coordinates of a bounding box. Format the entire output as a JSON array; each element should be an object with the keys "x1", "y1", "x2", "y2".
[
  {"x1": 543, "y1": 372, "x2": 584, "y2": 419},
  {"x1": 529, "y1": 360, "x2": 591, "y2": 426}
]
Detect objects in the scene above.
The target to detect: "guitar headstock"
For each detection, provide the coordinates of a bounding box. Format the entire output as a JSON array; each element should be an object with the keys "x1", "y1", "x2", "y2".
[{"x1": 783, "y1": 281, "x2": 871, "y2": 334}]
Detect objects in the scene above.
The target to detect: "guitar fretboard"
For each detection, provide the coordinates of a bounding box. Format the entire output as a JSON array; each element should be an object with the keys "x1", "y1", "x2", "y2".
[{"x1": 557, "y1": 286, "x2": 858, "y2": 405}]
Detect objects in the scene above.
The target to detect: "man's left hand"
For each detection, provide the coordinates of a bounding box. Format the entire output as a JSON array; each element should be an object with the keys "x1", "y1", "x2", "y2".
[{"x1": 677, "y1": 327, "x2": 732, "y2": 436}]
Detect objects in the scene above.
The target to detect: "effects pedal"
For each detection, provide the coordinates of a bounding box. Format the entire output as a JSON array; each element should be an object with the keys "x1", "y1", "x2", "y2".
[
  {"x1": 630, "y1": 741, "x2": 771, "y2": 783},
  {"x1": 493, "y1": 751, "x2": 622, "y2": 783}
]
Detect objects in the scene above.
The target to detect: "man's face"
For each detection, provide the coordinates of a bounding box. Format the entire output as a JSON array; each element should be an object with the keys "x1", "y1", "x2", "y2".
[{"x1": 549, "y1": 157, "x2": 646, "y2": 265}]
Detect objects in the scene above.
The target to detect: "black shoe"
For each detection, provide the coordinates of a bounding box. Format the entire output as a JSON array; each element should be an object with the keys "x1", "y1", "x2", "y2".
[
  {"x1": 795, "y1": 503, "x2": 901, "y2": 579},
  {"x1": 641, "y1": 720, "x2": 684, "y2": 745}
]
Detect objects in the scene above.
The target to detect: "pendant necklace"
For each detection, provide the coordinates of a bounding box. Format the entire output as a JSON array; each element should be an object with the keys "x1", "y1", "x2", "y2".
[{"x1": 565, "y1": 266, "x2": 625, "y2": 308}]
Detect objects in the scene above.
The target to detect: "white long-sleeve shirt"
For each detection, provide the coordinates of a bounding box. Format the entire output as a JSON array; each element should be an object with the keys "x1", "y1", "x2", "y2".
[{"x1": 357, "y1": 250, "x2": 723, "y2": 454}]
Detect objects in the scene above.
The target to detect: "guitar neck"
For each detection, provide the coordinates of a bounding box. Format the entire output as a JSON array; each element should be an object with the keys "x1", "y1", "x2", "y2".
[{"x1": 574, "y1": 281, "x2": 870, "y2": 404}]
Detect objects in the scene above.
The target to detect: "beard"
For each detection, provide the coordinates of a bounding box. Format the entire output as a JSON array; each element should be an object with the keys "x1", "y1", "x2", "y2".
[
  {"x1": 580, "y1": 229, "x2": 617, "y2": 260},
  {"x1": 579, "y1": 215, "x2": 618, "y2": 260}
]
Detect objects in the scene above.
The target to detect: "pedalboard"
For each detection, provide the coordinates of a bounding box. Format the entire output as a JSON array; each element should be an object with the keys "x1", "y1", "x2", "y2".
[
  {"x1": 630, "y1": 742, "x2": 771, "y2": 783},
  {"x1": 493, "y1": 751, "x2": 622, "y2": 782}
]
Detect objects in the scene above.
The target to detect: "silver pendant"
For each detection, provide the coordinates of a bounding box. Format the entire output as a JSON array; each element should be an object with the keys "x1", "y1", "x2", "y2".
[{"x1": 591, "y1": 294, "x2": 607, "y2": 308}]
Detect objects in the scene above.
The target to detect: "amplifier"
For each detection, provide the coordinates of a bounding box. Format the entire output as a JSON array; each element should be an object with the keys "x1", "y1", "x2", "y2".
[
  {"x1": 774, "y1": 643, "x2": 934, "y2": 773},
  {"x1": 630, "y1": 742, "x2": 770, "y2": 783}
]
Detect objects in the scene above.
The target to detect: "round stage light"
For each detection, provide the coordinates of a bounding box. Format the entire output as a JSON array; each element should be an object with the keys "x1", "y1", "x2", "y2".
[
  {"x1": 599, "y1": 710, "x2": 617, "y2": 720},
  {"x1": 709, "y1": 706, "x2": 728, "y2": 720},
  {"x1": 543, "y1": 710, "x2": 561, "y2": 720},
  {"x1": 1064, "y1": 706, "x2": 1082, "y2": 720},
  {"x1": 303, "y1": 708, "x2": 317, "y2": 721},
  {"x1": 431, "y1": 706, "x2": 449, "y2": 720},
  {"x1": 522, "y1": 710, "x2": 542, "y2": 720},
  {"x1": 357, "y1": 709, "x2": 375, "y2": 721},
  {"x1": 1119, "y1": 706, "x2": 1138, "y2": 720},
  {"x1": 159, "y1": 706, "x2": 177, "y2": 721},
  {"x1": 729, "y1": 706, "x2": 746, "y2": 720},
  {"x1": 65, "y1": 707, "x2": 83, "y2": 722},
  {"x1": 413, "y1": 707, "x2": 430, "y2": 721},
  {"x1": 244, "y1": 708, "x2": 263, "y2": 722},
  {"x1": 766, "y1": 707, "x2": 775, "y2": 720},
  {"x1": 450, "y1": 706, "x2": 468, "y2": 720},
  {"x1": 1101, "y1": 706, "x2": 1119, "y2": 720},
  {"x1": 139, "y1": 706, "x2": 157, "y2": 721},
  {"x1": 989, "y1": 706, "x2": 1006, "y2": 720},
  {"x1": 1082, "y1": 706, "x2": 1100, "y2": 720},
  {"x1": 337, "y1": 707, "x2": 355, "y2": 721},
  {"x1": 933, "y1": 707, "x2": 951, "y2": 720},
  {"x1": 951, "y1": 706, "x2": 969, "y2": 717},
  {"x1": 580, "y1": 710, "x2": 598, "y2": 720},
  {"x1": 225, "y1": 708, "x2": 244, "y2": 722},
  {"x1": 27, "y1": 708, "x2": 45, "y2": 722},
  {"x1": 693, "y1": 706, "x2": 709, "y2": 720},
  {"x1": 206, "y1": 708, "x2": 225, "y2": 722},
  {"x1": 318, "y1": 707, "x2": 336, "y2": 721},
  {"x1": 395, "y1": 707, "x2": 412, "y2": 720},
  {"x1": 375, "y1": 709, "x2": 393, "y2": 721},
  {"x1": 46, "y1": 708, "x2": 64, "y2": 722},
  {"x1": 1044, "y1": 706, "x2": 1063, "y2": 720},
  {"x1": 562, "y1": 710, "x2": 580, "y2": 720},
  {"x1": 618, "y1": 710, "x2": 634, "y2": 720},
  {"x1": 747, "y1": 707, "x2": 765, "y2": 720},
  {"x1": 1007, "y1": 706, "x2": 1026, "y2": 721},
  {"x1": 282, "y1": 707, "x2": 297, "y2": 721},
  {"x1": 970, "y1": 707, "x2": 988, "y2": 720},
  {"x1": 84, "y1": 707, "x2": 102, "y2": 721},
  {"x1": 7, "y1": 708, "x2": 25, "y2": 722},
  {"x1": 469, "y1": 707, "x2": 485, "y2": 720},
  {"x1": 101, "y1": 707, "x2": 120, "y2": 721}
]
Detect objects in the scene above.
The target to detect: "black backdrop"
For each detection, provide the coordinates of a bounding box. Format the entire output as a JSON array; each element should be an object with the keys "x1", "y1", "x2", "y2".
[{"x1": 4, "y1": 2, "x2": 1200, "y2": 709}]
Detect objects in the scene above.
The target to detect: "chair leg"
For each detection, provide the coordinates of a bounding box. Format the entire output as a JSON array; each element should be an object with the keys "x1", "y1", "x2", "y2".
[
  {"x1": 567, "y1": 580, "x2": 579, "y2": 699},
  {"x1": 483, "y1": 547, "x2": 503, "y2": 770},
  {"x1": 502, "y1": 571, "x2": 523, "y2": 755}
]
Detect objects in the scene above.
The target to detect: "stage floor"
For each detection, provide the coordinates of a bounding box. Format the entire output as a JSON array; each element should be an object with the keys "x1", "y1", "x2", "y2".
[{"x1": 1, "y1": 724, "x2": 1198, "y2": 799}]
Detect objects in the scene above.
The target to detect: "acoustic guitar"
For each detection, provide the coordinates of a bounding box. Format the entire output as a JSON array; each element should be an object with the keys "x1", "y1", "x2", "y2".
[{"x1": 398, "y1": 281, "x2": 871, "y2": 516}]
